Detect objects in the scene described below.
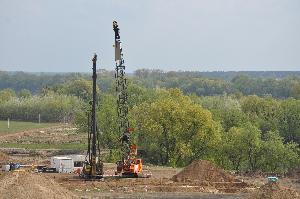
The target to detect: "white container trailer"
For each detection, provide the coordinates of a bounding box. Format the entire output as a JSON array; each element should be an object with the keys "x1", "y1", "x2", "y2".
[
  {"x1": 50, "y1": 157, "x2": 74, "y2": 173},
  {"x1": 66, "y1": 155, "x2": 85, "y2": 173}
]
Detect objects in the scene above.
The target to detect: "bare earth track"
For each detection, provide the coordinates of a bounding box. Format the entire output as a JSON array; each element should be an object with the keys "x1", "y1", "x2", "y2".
[
  {"x1": 0, "y1": 125, "x2": 299, "y2": 199},
  {"x1": 0, "y1": 172, "x2": 77, "y2": 199}
]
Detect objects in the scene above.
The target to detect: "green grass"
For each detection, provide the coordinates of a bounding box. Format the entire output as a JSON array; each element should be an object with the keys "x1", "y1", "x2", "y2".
[
  {"x1": 0, "y1": 142, "x2": 87, "y2": 150},
  {"x1": 0, "y1": 120, "x2": 58, "y2": 135},
  {"x1": 0, "y1": 120, "x2": 85, "y2": 150}
]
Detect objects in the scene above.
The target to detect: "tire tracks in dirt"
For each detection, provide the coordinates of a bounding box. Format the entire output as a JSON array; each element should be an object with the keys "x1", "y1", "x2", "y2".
[{"x1": 0, "y1": 125, "x2": 65, "y2": 142}]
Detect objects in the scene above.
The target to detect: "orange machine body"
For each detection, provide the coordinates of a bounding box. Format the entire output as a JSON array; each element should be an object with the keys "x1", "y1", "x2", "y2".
[{"x1": 116, "y1": 144, "x2": 143, "y2": 177}]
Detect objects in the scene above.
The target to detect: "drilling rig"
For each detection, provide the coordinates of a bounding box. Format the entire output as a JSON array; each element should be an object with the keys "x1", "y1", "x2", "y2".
[
  {"x1": 80, "y1": 54, "x2": 104, "y2": 179},
  {"x1": 113, "y1": 21, "x2": 143, "y2": 177}
]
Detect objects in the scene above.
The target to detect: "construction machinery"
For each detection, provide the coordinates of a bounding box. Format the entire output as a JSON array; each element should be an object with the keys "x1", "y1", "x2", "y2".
[
  {"x1": 2, "y1": 162, "x2": 37, "y2": 172},
  {"x1": 113, "y1": 21, "x2": 143, "y2": 177},
  {"x1": 80, "y1": 54, "x2": 104, "y2": 179}
]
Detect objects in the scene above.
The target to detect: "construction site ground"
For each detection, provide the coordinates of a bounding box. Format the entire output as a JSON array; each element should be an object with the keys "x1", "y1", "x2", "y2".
[{"x1": 0, "y1": 125, "x2": 299, "y2": 199}]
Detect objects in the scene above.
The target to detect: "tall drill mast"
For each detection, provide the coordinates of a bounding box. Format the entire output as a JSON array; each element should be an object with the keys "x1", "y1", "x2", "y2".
[
  {"x1": 113, "y1": 21, "x2": 131, "y2": 162},
  {"x1": 113, "y1": 21, "x2": 143, "y2": 178},
  {"x1": 80, "y1": 54, "x2": 103, "y2": 179}
]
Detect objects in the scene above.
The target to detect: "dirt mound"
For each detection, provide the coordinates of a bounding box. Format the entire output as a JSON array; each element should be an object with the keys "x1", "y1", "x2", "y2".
[
  {"x1": 172, "y1": 160, "x2": 239, "y2": 183},
  {"x1": 0, "y1": 172, "x2": 77, "y2": 199},
  {"x1": 249, "y1": 182, "x2": 300, "y2": 199}
]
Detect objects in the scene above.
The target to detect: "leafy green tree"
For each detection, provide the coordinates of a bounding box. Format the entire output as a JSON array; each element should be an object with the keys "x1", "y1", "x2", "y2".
[
  {"x1": 0, "y1": 88, "x2": 16, "y2": 102},
  {"x1": 199, "y1": 95, "x2": 241, "y2": 111},
  {"x1": 259, "y1": 131, "x2": 300, "y2": 174},
  {"x1": 241, "y1": 95, "x2": 280, "y2": 134},
  {"x1": 19, "y1": 89, "x2": 32, "y2": 98},
  {"x1": 216, "y1": 109, "x2": 248, "y2": 132},
  {"x1": 0, "y1": 94, "x2": 82, "y2": 122},
  {"x1": 196, "y1": 95, "x2": 247, "y2": 132},
  {"x1": 220, "y1": 124, "x2": 262, "y2": 172},
  {"x1": 60, "y1": 79, "x2": 97, "y2": 101},
  {"x1": 97, "y1": 94, "x2": 119, "y2": 150},
  {"x1": 40, "y1": 86, "x2": 55, "y2": 96},
  {"x1": 278, "y1": 99, "x2": 300, "y2": 144},
  {"x1": 132, "y1": 89, "x2": 221, "y2": 166},
  {"x1": 290, "y1": 83, "x2": 300, "y2": 99},
  {"x1": 221, "y1": 127, "x2": 246, "y2": 171},
  {"x1": 127, "y1": 84, "x2": 157, "y2": 108},
  {"x1": 239, "y1": 124, "x2": 262, "y2": 172}
]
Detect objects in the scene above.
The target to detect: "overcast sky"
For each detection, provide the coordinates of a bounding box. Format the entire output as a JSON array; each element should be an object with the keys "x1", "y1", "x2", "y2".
[{"x1": 0, "y1": 0, "x2": 299, "y2": 72}]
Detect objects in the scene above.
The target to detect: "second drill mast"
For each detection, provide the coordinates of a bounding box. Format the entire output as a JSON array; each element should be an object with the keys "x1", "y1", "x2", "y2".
[{"x1": 113, "y1": 21, "x2": 142, "y2": 177}]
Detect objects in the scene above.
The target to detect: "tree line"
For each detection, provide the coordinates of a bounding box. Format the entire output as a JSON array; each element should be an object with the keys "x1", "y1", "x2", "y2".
[
  {"x1": 133, "y1": 69, "x2": 300, "y2": 99},
  {"x1": 1, "y1": 70, "x2": 300, "y2": 98},
  {"x1": 92, "y1": 86, "x2": 299, "y2": 174},
  {"x1": 0, "y1": 72, "x2": 299, "y2": 173},
  {"x1": 0, "y1": 88, "x2": 82, "y2": 122}
]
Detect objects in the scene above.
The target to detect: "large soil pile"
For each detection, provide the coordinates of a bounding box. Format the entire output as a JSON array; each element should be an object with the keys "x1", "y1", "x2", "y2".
[
  {"x1": 248, "y1": 182, "x2": 300, "y2": 199},
  {"x1": 172, "y1": 160, "x2": 239, "y2": 183},
  {"x1": 0, "y1": 172, "x2": 77, "y2": 199}
]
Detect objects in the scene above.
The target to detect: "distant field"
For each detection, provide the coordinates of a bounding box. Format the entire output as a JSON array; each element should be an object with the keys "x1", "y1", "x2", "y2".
[
  {"x1": 0, "y1": 120, "x2": 58, "y2": 135},
  {"x1": 0, "y1": 143, "x2": 86, "y2": 150},
  {"x1": 0, "y1": 122, "x2": 84, "y2": 150}
]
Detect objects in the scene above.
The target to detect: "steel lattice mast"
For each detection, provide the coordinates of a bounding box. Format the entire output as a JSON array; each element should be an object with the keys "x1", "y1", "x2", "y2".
[
  {"x1": 113, "y1": 21, "x2": 131, "y2": 162},
  {"x1": 80, "y1": 54, "x2": 103, "y2": 179}
]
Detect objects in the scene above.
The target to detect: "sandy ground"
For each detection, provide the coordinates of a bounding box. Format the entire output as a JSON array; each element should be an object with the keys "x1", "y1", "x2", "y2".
[
  {"x1": 0, "y1": 172, "x2": 77, "y2": 199},
  {"x1": 0, "y1": 168, "x2": 249, "y2": 199},
  {"x1": 1, "y1": 153, "x2": 299, "y2": 199},
  {"x1": 0, "y1": 125, "x2": 299, "y2": 199}
]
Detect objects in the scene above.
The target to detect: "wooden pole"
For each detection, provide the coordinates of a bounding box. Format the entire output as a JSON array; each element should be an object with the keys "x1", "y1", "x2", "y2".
[
  {"x1": 38, "y1": 114, "x2": 41, "y2": 124},
  {"x1": 7, "y1": 118, "x2": 10, "y2": 129}
]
